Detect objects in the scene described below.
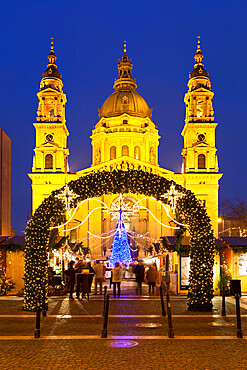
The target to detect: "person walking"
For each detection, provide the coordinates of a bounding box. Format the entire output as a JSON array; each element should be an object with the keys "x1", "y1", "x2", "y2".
[
  {"x1": 146, "y1": 263, "x2": 158, "y2": 294},
  {"x1": 65, "y1": 260, "x2": 76, "y2": 300},
  {"x1": 112, "y1": 262, "x2": 122, "y2": 298},
  {"x1": 93, "y1": 261, "x2": 104, "y2": 294},
  {"x1": 121, "y1": 262, "x2": 127, "y2": 279},
  {"x1": 134, "y1": 260, "x2": 145, "y2": 295},
  {"x1": 75, "y1": 258, "x2": 84, "y2": 299}
]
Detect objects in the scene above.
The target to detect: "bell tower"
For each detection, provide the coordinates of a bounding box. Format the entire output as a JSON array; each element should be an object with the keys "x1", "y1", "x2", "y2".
[
  {"x1": 182, "y1": 36, "x2": 219, "y2": 173},
  {"x1": 181, "y1": 37, "x2": 222, "y2": 234},
  {"x1": 29, "y1": 39, "x2": 73, "y2": 212}
]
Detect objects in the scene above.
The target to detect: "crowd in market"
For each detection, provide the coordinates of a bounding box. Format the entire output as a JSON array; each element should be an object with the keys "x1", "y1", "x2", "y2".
[{"x1": 61, "y1": 258, "x2": 159, "y2": 300}]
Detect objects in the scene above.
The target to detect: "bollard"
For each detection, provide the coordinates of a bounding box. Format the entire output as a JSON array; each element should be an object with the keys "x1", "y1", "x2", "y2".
[
  {"x1": 159, "y1": 285, "x2": 166, "y2": 316},
  {"x1": 221, "y1": 286, "x2": 226, "y2": 316},
  {"x1": 34, "y1": 294, "x2": 41, "y2": 338},
  {"x1": 101, "y1": 293, "x2": 109, "y2": 338},
  {"x1": 103, "y1": 285, "x2": 107, "y2": 316},
  {"x1": 62, "y1": 260, "x2": 65, "y2": 282},
  {"x1": 42, "y1": 286, "x2": 47, "y2": 317},
  {"x1": 235, "y1": 294, "x2": 243, "y2": 338},
  {"x1": 166, "y1": 292, "x2": 174, "y2": 338}
]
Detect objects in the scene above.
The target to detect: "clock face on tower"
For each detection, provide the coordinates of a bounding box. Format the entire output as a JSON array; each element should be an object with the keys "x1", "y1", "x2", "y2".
[
  {"x1": 46, "y1": 134, "x2": 54, "y2": 142},
  {"x1": 198, "y1": 133, "x2": 206, "y2": 142}
]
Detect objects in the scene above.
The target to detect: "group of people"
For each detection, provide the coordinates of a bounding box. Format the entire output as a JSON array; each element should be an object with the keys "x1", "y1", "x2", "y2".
[
  {"x1": 110, "y1": 260, "x2": 158, "y2": 297},
  {"x1": 65, "y1": 258, "x2": 106, "y2": 300},
  {"x1": 65, "y1": 258, "x2": 158, "y2": 300}
]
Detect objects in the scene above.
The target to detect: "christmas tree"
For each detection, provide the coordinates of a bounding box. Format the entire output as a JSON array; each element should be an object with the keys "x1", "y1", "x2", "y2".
[
  {"x1": 0, "y1": 251, "x2": 15, "y2": 295},
  {"x1": 109, "y1": 209, "x2": 132, "y2": 267}
]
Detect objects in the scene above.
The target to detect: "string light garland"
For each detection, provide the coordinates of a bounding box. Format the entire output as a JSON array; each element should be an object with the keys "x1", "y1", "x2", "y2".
[
  {"x1": 50, "y1": 198, "x2": 109, "y2": 230},
  {"x1": 24, "y1": 169, "x2": 214, "y2": 312},
  {"x1": 133, "y1": 197, "x2": 189, "y2": 228}
]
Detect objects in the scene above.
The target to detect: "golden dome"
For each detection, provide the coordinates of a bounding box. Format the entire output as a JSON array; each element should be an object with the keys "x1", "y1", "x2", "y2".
[
  {"x1": 99, "y1": 90, "x2": 152, "y2": 119},
  {"x1": 98, "y1": 42, "x2": 152, "y2": 120}
]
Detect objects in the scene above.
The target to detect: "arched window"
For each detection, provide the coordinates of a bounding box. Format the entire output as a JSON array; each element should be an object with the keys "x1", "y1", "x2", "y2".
[
  {"x1": 196, "y1": 100, "x2": 203, "y2": 118},
  {"x1": 134, "y1": 146, "x2": 140, "y2": 160},
  {"x1": 198, "y1": 154, "x2": 206, "y2": 169},
  {"x1": 196, "y1": 108, "x2": 202, "y2": 117},
  {"x1": 122, "y1": 145, "x2": 129, "y2": 156},
  {"x1": 49, "y1": 109, "x2": 54, "y2": 119},
  {"x1": 149, "y1": 147, "x2": 155, "y2": 164},
  {"x1": 45, "y1": 154, "x2": 53, "y2": 169},
  {"x1": 110, "y1": 146, "x2": 116, "y2": 160}
]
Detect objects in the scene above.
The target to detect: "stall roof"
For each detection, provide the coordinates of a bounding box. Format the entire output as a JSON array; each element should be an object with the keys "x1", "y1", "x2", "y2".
[
  {"x1": 2, "y1": 235, "x2": 25, "y2": 246},
  {"x1": 0, "y1": 236, "x2": 9, "y2": 244},
  {"x1": 217, "y1": 237, "x2": 247, "y2": 247}
]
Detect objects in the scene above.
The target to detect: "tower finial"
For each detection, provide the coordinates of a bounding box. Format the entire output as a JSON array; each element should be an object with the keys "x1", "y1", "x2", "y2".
[
  {"x1": 197, "y1": 35, "x2": 201, "y2": 51},
  {"x1": 47, "y1": 37, "x2": 57, "y2": 67},
  {"x1": 194, "y1": 35, "x2": 204, "y2": 67},
  {"x1": 124, "y1": 40, "x2": 127, "y2": 54}
]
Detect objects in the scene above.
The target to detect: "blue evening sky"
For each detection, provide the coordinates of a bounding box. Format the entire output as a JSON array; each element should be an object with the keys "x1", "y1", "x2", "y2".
[{"x1": 0, "y1": 0, "x2": 246, "y2": 233}]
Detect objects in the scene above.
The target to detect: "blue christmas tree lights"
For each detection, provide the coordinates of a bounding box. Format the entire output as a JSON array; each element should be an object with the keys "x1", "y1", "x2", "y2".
[{"x1": 109, "y1": 209, "x2": 132, "y2": 267}]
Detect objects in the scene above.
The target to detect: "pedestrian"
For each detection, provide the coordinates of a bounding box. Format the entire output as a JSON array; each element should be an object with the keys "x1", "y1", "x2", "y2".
[
  {"x1": 146, "y1": 263, "x2": 158, "y2": 294},
  {"x1": 129, "y1": 262, "x2": 134, "y2": 278},
  {"x1": 103, "y1": 262, "x2": 106, "y2": 281},
  {"x1": 134, "y1": 260, "x2": 145, "y2": 295},
  {"x1": 121, "y1": 262, "x2": 127, "y2": 279},
  {"x1": 65, "y1": 260, "x2": 76, "y2": 300},
  {"x1": 112, "y1": 262, "x2": 122, "y2": 297},
  {"x1": 93, "y1": 260, "x2": 104, "y2": 294},
  {"x1": 84, "y1": 261, "x2": 95, "y2": 294},
  {"x1": 75, "y1": 258, "x2": 84, "y2": 299}
]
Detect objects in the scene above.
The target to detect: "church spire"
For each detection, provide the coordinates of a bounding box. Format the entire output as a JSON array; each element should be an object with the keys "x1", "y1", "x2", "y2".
[
  {"x1": 47, "y1": 37, "x2": 57, "y2": 66},
  {"x1": 194, "y1": 36, "x2": 204, "y2": 67},
  {"x1": 113, "y1": 41, "x2": 137, "y2": 91},
  {"x1": 189, "y1": 36, "x2": 209, "y2": 81},
  {"x1": 123, "y1": 40, "x2": 127, "y2": 54},
  {"x1": 42, "y1": 37, "x2": 61, "y2": 80}
]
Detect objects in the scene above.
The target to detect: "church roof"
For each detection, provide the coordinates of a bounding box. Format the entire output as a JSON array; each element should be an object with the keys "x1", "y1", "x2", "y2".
[
  {"x1": 99, "y1": 89, "x2": 152, "y2": 119},
  {"x1": 43, "y1": 64, "x2": 61, "y2": 79},
  {"x1": 98, "y1": 42, "x2": 152, "y2": 120},
  {"x1": 189, "y1": 36, "x2": 209, "y2": 80},
  {"x1": 42, "y1": 38, "x2": 62, "y2": 80}
]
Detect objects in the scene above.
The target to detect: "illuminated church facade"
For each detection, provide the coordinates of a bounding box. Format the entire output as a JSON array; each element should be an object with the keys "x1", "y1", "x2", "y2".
[{"x1": 29, "y1": 39, "x2": 222, "y2": 260}]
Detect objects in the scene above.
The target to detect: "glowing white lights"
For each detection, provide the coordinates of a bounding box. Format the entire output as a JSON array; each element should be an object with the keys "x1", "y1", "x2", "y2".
[
  {"x1": 55, "y1": 184, "x2": 79, "y2": 214},
  {"x1": 107, "y1": 194, "x2": 138, "y2": 221},
  {"x1": 161, "y1": 183, "x2": 185, "y2": 213}
]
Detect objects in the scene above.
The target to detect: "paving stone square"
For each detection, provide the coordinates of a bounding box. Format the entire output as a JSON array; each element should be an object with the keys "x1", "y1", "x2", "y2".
[{"x1": 0, "y1": 281, "x2": 247, "y2": 369}]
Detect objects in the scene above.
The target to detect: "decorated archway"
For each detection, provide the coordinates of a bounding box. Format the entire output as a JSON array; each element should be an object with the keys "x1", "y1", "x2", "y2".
[{"x1": 24, "y1": 170, "x2": 215, "y2": 312}]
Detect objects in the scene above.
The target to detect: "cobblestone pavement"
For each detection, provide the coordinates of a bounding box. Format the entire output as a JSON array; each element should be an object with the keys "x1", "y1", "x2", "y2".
[
  {"x1": 1, "y1": 339, "x2": 247, "y2": 370},
  {"x1": 0, "y1": 281, "x2": 247, "y2": 369}
]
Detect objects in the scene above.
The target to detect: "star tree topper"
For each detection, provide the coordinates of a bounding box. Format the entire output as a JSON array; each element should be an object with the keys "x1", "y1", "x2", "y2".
[{"x1": 55, "y1": 184, "x2": 79, "y2": 214}]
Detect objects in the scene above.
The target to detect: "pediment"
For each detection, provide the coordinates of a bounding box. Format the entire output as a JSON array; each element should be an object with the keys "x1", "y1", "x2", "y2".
[
  {"x1": 77, "y1": 157, "x2": 174, "y2": 177},
  {"x1": 192, "y1": 141, "x2": 209, "y2": 148},
  {"x1": 41, "y1": 141, "x2": 59, "y2": 147}
]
